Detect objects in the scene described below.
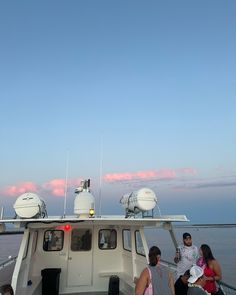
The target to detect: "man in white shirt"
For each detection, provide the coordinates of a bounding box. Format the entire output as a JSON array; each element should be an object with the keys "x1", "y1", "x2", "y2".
[{"x1": 174, "y1": 232, "x2": 198, "y2": 279}]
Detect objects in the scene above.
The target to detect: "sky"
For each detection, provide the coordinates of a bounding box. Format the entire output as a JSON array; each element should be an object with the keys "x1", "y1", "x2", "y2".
[{"x1": 0, "y1": 0, "x2": 235, "y2": 223}]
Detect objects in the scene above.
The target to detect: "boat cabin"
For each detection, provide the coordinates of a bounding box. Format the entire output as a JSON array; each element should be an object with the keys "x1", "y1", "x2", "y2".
[{"x1": 0, "y1": 180, "x2": 188, "y2": 295}]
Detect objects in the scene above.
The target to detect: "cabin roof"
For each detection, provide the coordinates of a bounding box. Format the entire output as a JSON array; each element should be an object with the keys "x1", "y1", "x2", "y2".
[{"x1": 0, "y1": 214, "x2": 189, "y2": 228}]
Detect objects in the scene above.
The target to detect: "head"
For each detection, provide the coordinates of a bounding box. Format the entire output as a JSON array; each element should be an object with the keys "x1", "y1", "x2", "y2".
[
  {"x1": 149, "y1": 246, "x2": 161, "y2": 266},
  {"x1": 188, "y1": 266, "x2": 205, "y2": 287},
  {"x1": 181, "y1": 269, "x2": 190, "y2": 284},
  {"x1": 183, "y1": 232, "x2": 192, "y2": 246},
  {"x1": 0, "y1": 284, "x2": 14, "y2": 295},
  {"x1": 200, "y1": 244, "x2": 215, "y2": 264}
]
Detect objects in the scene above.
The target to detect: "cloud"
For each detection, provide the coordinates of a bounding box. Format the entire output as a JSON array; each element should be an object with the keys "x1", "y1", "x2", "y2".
[
  {"x1": 43, "y1": 178, "x2": 82, "y2": 197},
  {"x1": 1, "y1": 178, "x2": 82, "y2": 198},
  {"x1": 43, "y1": 179, "x2": 66, "y2": 197},
  {"x1": 2, "y1": 182, "x2": 38, "y2": 197},
  {"x1": 176, "y1": 167, "x2": 197, "y2": 175},
  {"x1": 104, "y1": 168, "x2": 196, "y2": 183},
  {"x1": 173, "y1": 180, "x2": 236, "y2": 190}
]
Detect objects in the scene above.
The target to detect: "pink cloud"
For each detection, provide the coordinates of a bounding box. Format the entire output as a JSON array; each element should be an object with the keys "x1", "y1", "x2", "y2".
[
  {"x1": 43, "y1": 179, "x2": 66, "y2": 197},
  {"x1": 43, "y1": 178, "x2": 82, "y2": 197},
  {"x1": 2, "y1": 182, "x2": 38, "y2": 197},
  {"x1": 177, "y1": 167, "x2": 197, "y2": 176},
  {"x1": 1, "y1": 178, "x2": 83, "y2": 198},
  {"x1": 104, "y1": 167, "x2": 197, "y2": 183}
]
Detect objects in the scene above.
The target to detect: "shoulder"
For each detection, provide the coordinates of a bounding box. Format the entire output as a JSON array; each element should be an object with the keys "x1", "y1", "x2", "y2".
[
  {"x1": 174, "y1": 277, "x2": 181, "y2": 286},
  {"x1": 210, "y1": 259, "x2": 221, "y2": 269},
  {"x1": 137, "y1": 267, "x2": 151, "y2": 284},
  {"x1": 141, "y1": 267, "x2": 151, "y2": 278},
  {"x1": 192, "y1": 245, "x2": 198, "y2": 251}
]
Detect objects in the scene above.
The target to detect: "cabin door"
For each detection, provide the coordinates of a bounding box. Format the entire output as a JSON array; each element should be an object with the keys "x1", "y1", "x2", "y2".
[{"x1": 67, "y1": 227, "x2": 93, "y2": 286}]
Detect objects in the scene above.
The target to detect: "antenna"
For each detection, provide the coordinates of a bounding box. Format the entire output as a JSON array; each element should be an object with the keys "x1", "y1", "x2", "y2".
[
  {"x1": 0, "y1": 206, "x2": 4, "y2": 219},
  {"x1": 63, "y1": 150, "x2": 70, "y2": 218},
  {"x1": 98, "y1": 136, "x2": 103, "y2": 217}
]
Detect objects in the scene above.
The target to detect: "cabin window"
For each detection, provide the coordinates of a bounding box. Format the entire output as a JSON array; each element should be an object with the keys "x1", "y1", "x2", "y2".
[
  {"x1": 23, "y1": 233, "x2": 31, "y2": 260},
  {"x1": 123, "y1": 229, "x2": 131, "y2": 251},
  {"x1": 71, "y1": 228, "x2": 92, "y2": 251},
  {"x1": 32, "y1": 231, "x2": 38, "y2": 254},
  {"x1": 43, "y1": 230, "x2": 64, "y2": 251},
  {"x1": 135, "y1": 230, "x2": 145, "y2": 256},
  {"x1": 98, "y1": 229, "x2": 117, "y2": 250}
]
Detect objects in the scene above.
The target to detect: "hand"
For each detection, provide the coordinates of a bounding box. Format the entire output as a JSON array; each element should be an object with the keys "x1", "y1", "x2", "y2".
[{"x1": 174, "y1": 255, "x2": 180, "y2": 263}]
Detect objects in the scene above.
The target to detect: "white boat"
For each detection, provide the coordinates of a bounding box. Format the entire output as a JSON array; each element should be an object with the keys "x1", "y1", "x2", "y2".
[{"x1": 0, "y1": 179, "x2": 235, "y2": 295}]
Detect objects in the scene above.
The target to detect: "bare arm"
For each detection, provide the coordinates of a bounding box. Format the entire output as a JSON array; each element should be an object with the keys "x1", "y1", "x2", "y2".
[
  {"x1": 206, "y1": 260, "x2": 222, "y2": 282},
  {"x1": 168, "y1": 271, "x2": 175, "y2": 295},
  {"x1": 135, "y1": 268, "x2": 149, "y2": 295},
  {"x1": 212, "y1": 260, "x2": 222, "y2": 281}
]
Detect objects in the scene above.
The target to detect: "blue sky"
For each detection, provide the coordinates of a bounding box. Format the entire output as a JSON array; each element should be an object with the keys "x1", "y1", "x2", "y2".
[{"x1": 0, "y1": 1, "x2": 235, "y2": 223}]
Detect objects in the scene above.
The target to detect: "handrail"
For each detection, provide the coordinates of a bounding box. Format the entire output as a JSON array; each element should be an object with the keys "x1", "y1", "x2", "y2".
[
  {"x1": 0, "y1": 256, "x2": 17, "y2": 270},
  {"x1": 220, "y1": 281, "x2": 236, "y2": 292}
]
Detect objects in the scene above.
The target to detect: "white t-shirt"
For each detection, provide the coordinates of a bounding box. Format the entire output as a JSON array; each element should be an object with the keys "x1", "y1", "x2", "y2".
[{"x1": 176, "y1": 244, "x2": 198, "y2": 278}]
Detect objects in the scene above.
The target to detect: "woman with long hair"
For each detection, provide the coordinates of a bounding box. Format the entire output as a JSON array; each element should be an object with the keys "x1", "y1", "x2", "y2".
[
  {"x1": 199, "y1": 244, "x2": 222, "y2": 295},
  {"x1": 135, "y1": 246, "x2": 174, "y2": 295},
  {"x1": 0, "y1": 284, "x2": 14, "y2": 295}
]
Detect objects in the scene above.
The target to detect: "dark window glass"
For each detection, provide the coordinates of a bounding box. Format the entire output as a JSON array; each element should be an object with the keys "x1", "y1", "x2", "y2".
[
  {"x1": 43, "y1": 230, "x2": 64, "y2": 251},
  {"x1": 99, "y1": 229, "x2": 117, "y2": 250},
  {"x1": 135, "y1": 230, "x2": 145, "y2": 256},
  {"x1": 123, "y1": 229, "x2": 131, "y2": 251},
  {"x1": 23, "y1": 233, "x2": 31, "y2": 259},
  {"x1": 71, "y1": 229, "x2": 92, "y2": 251}
]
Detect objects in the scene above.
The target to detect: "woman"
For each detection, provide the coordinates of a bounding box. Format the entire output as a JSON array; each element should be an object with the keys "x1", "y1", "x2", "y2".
[
  {"x1": 0, "y1": 284, "x2": 14, "y2": 295},
  {"x1": 199, "y1": 244, "x2": 222, "y2": 295},
  {"x1": 135, "y1": 246, "x2": 164, "y2": 295}
]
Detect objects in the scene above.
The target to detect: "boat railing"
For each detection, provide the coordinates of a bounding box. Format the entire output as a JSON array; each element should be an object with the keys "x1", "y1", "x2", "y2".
[
  {"x1": 161, "y1": 259, "x2": 236, "y2": 295},
  {"x1": 0, "y1": 256, "x2": 17, "y2": 270},
  {"x1": 220, "y1": 282, "x2": 236, "y2": 295}
]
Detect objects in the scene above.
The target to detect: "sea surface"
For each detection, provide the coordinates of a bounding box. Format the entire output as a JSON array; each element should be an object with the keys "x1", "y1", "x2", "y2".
[{"x1": 0, "y1": 227, "x2": 235, "y2": 286}]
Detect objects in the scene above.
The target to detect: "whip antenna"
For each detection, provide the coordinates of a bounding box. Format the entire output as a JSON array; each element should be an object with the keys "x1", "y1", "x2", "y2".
[
  {"x1": 63, "y1": 150, "x2": 70, "y2": 218},
  {"x1": 98, "y1": 137, "x2": 103, "y2": 217}
]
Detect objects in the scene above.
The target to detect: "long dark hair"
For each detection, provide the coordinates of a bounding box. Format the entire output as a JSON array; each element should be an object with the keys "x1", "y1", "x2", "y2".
[
  {"x1": 0, "y1": 284, "x2": 14, "y2": 295},
  {"x1": 200, "y1": 244, "x2": 215, "y2": 265},
  {"x1": 149, "y1": 246, "x2": 161, "y2": 266}
]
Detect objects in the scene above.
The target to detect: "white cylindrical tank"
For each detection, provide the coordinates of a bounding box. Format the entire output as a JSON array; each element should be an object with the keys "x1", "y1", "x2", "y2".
[
  {"x1": 13, "y1": 192, "x2": 47, "y2": 218},
  {"x1": 74, "y1": 190, "x2": 95, "y2": 218},
  {"x1": 120, "y1": 188, "x2": 157, "y2": 213}
]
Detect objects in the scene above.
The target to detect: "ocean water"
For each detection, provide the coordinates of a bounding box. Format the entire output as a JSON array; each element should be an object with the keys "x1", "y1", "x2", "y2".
[{"x1": 0, "y1": 227, "x2": 235, "y2": 286}]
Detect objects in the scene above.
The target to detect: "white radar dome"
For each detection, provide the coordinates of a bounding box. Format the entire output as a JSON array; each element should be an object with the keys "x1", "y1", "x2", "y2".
[
  {"x1": 74, "y1": 191, "x2": 95, "y2": 218},
  {"x1": 74, "y1": 179, "x2": 95, "y2": 218},
  {"x1": 14, "y1": 192, "x2": 47, "y2": 219},
  {"x1": 120, "y1": 187, "x2": 157, "y2": 214}
]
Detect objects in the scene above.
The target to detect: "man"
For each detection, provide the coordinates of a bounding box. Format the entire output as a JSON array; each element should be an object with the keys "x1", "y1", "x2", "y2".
[
  {"x1": 187, "y1": 265, "x2": 208, "y2": 295},
  {"x1": 174, "y1": 232, "x2": 198, "y2": 278},
  {"x1": 174, "y1": 269, "x2": 190, "y2": 295}
]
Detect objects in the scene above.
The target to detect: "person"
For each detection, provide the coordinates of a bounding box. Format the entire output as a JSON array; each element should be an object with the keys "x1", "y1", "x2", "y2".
[
  {"x1": 187, "y1": 265, "x2": 208, "y2": 295},
  {"x1": 174, "y1": 269, "x2": 190, "y2": 295},
  {"x1": 174, "y1": 232, "x2": 198, "y2": 278},
  {"x1": 199, "y1": 244, "x2": 222, "y2": 295},
  {"x1": 135, "y1": 246, "x2": 172, "y2": 295},
  {"x1": 81, "y1": 230, "x2": 91, "y2": 250},
  {"x1": 0, "y1": 284, "x2": 14, "y2": 295}
]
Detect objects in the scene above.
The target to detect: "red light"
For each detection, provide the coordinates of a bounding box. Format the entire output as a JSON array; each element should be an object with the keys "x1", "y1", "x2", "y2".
[{"x1": 64, "y1": 224, "x2": 72, "y2": 231}]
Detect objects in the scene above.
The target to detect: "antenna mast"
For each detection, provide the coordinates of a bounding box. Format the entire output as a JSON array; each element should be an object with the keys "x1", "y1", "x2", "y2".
[
  {"x1": 98, "y1": 137, "x2": 103, "y2": 217},
  {"x1": 63, "y1": 150, "x2": 70, "y2": 218}
]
